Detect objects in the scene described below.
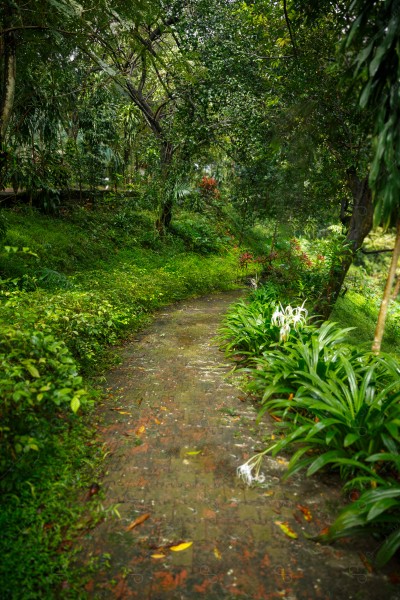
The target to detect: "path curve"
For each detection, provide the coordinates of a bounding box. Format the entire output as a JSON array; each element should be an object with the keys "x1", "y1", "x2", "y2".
[{"x1": 81, "y1": 291, "x2": 399, "y2": 599}]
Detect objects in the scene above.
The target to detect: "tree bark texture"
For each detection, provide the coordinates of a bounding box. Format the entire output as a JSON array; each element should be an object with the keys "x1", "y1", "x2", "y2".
[
  {"x1": 157, "y1": 140, "x2": 175, "y2": 231},
  {"x1": 314, "y1": 173, "x2": 374, "y2": 319},
  {"x1": 372, "y1": 220, "x2": 400, "y2": 353},
  {"x1": 0, "y1": 28, "x2": 16, "y2": 143},
  {"x1": 0, "y1": 6, "x2": 16, "y2": 189}
]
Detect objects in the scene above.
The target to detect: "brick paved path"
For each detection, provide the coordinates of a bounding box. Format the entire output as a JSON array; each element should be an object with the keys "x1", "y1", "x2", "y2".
[{"x1": 81, "y1": 291, "x2": 399, "y2": 599}]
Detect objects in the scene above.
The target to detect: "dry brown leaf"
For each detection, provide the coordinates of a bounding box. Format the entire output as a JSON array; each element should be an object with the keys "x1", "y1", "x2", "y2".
[
  {"x1": 296, "y1": 504, "x2": 312, "y2": 522},
  {"x1": 126, "y1": 513, "x2": 150, "y2": 531}
]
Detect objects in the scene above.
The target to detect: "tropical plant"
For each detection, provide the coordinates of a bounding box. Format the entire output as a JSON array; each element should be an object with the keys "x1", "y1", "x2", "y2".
[
  {"x1": 315, "y1": 479, "x2": 400, "y2": 567},
  {"x1": 247, "y1": 335, "x2": 400, "y2": 482},
  {"x1": 218, "y1": 283, "x2": 283, "y2": 359}
]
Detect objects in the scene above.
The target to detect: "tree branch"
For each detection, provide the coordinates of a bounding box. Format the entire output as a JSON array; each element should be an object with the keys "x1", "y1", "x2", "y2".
[
  {"x1": 0, "y1": 26, "x2": 76, "y2": 36},
  {"x1": 283, "y1": 0, "x2": 298, "y2": 58},
  {"x1": 361, "y1": 248, "x2": 395, "y2": 254}
]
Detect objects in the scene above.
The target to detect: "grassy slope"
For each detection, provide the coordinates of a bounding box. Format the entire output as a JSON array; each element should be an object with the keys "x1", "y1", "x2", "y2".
[{"x1": 0, "y1": 202, "x2": 263, "y2": 597}]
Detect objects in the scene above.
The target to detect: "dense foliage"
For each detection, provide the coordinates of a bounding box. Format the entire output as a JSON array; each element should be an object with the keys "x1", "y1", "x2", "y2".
[{"x1": 1, "y1": 0, "x2": 400, "y2": 591}]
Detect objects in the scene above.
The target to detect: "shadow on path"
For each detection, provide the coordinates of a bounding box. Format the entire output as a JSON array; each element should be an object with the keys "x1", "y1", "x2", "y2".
[{"x1": 80, "y1": 291, "x2": 399, "y2": 599}]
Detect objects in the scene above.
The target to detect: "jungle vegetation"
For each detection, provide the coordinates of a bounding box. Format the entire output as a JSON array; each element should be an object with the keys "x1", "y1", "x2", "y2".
[{"x1": 1, "y1": 0, "x2": 399, "y2": 594}]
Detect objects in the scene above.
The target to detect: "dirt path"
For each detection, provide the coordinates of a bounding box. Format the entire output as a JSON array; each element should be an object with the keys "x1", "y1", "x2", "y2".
[{"x1": 81, "y1": 291, "x2": 399, "y2": 599}]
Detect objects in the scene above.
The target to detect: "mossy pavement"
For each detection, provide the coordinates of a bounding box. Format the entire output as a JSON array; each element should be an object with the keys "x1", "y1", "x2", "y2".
[{"x1": 79, "y1": 291, "x2": 400, "y2": 600}]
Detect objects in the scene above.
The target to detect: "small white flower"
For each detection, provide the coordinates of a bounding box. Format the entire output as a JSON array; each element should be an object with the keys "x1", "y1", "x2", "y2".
[
  {"x1": 271, "y1": 307, "x2": 285, "y2": 327},
  {"x1": 285, "y1": 305, "x2": 294, "y2": 317},
  {"x1": 237, "y1": 455, "x2": 265, "y2": 486},
  {"x1": 237, "y1": 463, "x2": 254, "y2": 485}
]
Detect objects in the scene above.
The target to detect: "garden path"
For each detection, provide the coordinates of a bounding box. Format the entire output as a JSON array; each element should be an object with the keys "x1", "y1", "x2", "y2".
[{"x1": 81, "y1": 291, "x2": 399, "y2": 599}]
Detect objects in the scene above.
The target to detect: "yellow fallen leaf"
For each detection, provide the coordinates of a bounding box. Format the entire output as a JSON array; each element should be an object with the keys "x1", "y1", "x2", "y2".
[
  {"x1": 160, "y1": 407, "x2": 167, "y2": 411},
  {"x1": 275, "y1": 521, "x2": 298, "y2": 539},
  {"x1": 126, "y1": 513, "x2": 150, "y2": 531},
  {"x1": 117, "y1": 411, "x2": 131, "y2": 415},
  {"x1": 296, "y1": 504, "x2": 312, "y2": 522},
  {"x1": 154, "y1": 418, "x2": 161, "y2": 425},
  {"x1": 170, "y1": 542, "x2": 193, "y2": 552},
  {"x1": 213, "y1": 548, "x2": 222, "y2": 560},
  {"x1": 151, "y1": 553, "x2": 166, "y2": 559},
  {"x1": 136, "y1": 425, "x2": 146, "y2": 435},
  {"x1": 186, "y1": 450, "x2": 201, "y2": 456}
]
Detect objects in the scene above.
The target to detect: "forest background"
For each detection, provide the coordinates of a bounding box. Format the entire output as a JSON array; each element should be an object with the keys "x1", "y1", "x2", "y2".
[{"x1": 1, "y1": 0, "x2": 400, "y2": 595}]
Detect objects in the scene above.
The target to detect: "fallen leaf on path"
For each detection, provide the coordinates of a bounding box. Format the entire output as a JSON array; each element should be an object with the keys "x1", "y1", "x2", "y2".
[
  {"x1": 117, "y1": 411, "x2": 131, "y2": 415},
  {"x1": 213, "y1": 548, "x2": 222, "y2": 560},
  {"x1": 136, "y1": 425, "x2": 146, "y2": 435},
  {"x1": 170, "y1": 542, "x2": 193, "y2": 552},
  {"x1": 296, "y1": 504, "x2": 312, "y2": 522},
  {"x1": 186, "y1": 450, "x2": 201, "y2": 455},
  {"x1": 151, "y1": 553, "x2": 166, "y2": 559},
  {"x1": 359, "y1": 552, "x2": 373, "y2": 573},
  {"x1": 154, "y1": 418, "x2": 162, "y2": 425},
  {"x1": 126, "y1": 513, "x2": 150, "y2": 531},
  {"x1": 160, "y1": 407, "x2": 167, "y2": 411},
  {"x1": 275, "y1": 521, "x2": 298, "y2": 539}
]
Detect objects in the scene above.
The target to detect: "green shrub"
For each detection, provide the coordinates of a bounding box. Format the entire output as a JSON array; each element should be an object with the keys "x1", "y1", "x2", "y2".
[
  {"x1": 0, "y1": 326, "x2": 88, "y2": 484},
  {"x1": 170, "y1": 214, "x2": 226, "y2": 254},
  {"x1": 218, "y1": 283, "x2": 284, "y2": 359}
]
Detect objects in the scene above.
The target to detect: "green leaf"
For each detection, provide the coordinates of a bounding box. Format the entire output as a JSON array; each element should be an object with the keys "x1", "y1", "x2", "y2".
[
  {"x1": 375, "y1": 528, "x2": 400, "y2": 567},
  {"x1": 306, "y1": 450, "x2": 347, "y2": 476},
  {"x1": 71, "y1": 396, "x2": 80, "y2": 413},
  {"x1": 366, "y1": 498, "x2": 399, "y2": 521},
  {"x1": 343, "y1": 432, "x2": 360, "y2": 447},
  {"x1": 360, "y1": 79, "x2": 373, "y2": 108},
  {"x1": 26, "y1": 364, "x2": 40, "y2": 378}
]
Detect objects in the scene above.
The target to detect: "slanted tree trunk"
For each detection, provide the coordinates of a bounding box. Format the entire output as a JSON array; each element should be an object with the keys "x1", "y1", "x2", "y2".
[
  {"x1": 372, "y1": 219, "x2": 400, "y2": 353},
  {"x1": 392, "y1": 275, "x2": 400, "y2": 300},
  {"x1": 314, "y1": 171, "x2": 374, "y2": 319}
]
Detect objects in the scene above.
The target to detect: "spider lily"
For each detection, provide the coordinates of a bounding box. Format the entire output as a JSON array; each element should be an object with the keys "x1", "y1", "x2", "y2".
[
  {"x1": 271, "y1": 301, "x2": 308, "y2": 341},
  {"x1": 237, "y1": 453, "x2": 266, "y2": 486}
]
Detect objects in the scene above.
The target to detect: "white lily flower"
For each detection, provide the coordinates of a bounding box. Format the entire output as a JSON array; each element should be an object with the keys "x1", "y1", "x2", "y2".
[
  {"x1": 237, "y1": 463, "x2": 254, "y2": 485},
  {"x1": 271, "y1": 307, "x2": 285, "y2": 327},
  {"x1": 285, "y1": 305, "x2": 294, "y2": 317},
  {"x1": 237, "y1": 455, "x2": 265, "y2": 486}
]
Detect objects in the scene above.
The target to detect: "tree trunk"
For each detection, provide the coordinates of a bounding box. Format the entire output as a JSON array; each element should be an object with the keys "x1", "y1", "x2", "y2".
[
  {"x1": 391, "y1": 275, "x2": 400, "y2": 300},
  {"x1": 372, "y1": 220, "x2": 400, "y2": 353},
  {"x1": 314, "y1": 172, "x2": 374, "y2": 319},
  {"x1": 0, "y1": 33, "x2": 16, "y2": 142},
  {"x1": 157, "y1": 140, "x2": 174, "y2": 232},
  {"x1": 0, "y1": 10, "x2": 17, "y2": 188}
]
